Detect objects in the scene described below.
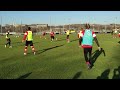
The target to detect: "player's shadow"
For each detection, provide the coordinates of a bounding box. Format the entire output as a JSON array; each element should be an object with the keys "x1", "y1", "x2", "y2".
[
  {"x1": 112, "y1": 66, "x2": 120, "y2": 79},
  {"x1": 90, "y1": 48, "x2": 106, "y2": 68},
  {"x1": 72, "y1": 71, "x2": 82, "y2": 79},
  {"x1": 17, "y1": 72, "x2": 32, "y2": 79},
  {"x1": 97, "y1": 69, "x2": 110, "y2": 79},
  {"x1": 118, "y1": 41, "x2": 120, "y2": 44},
  {"x1": 37, "y1": 44, "x2": 64, "y2": 54},
  {"x1": 70, "y1": 39, "x2": 79, "y2": 42},
  {"x1": 57, "y1": 39, "x2": 66, "y2": 41}
]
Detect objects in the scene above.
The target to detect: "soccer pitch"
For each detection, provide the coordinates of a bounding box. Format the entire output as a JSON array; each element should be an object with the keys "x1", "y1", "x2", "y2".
[{"x1": 0, "y1": 33, "x2": 120, "y2": 79}]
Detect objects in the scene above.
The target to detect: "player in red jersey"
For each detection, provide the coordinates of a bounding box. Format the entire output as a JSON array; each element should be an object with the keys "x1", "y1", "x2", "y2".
[{"x1": 50, "y1": 30, "x2": 55, "y2": 42}]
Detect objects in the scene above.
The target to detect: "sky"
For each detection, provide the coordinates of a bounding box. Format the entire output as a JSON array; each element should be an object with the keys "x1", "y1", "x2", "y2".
[{"x1": 0, "y1": 11, "x2": 120, "y2": 26}]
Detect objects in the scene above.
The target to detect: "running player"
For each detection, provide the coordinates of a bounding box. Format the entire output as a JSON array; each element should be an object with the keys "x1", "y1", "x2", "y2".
[
  {"x1": 66, "y1": 30, "x2": 70, "y2": 43},
  {"x1": 40, "y1": 31, "x2": 46, "y2": 39},
  {"x1": 79, "y1": 24, "x2": 101, "y2": 69},
  {"x1": 5, "y1": 31, "x2": 12, "y2": 48},
  {"x1": 50, "y1": 30, "x2": 55, "y2": 42}
]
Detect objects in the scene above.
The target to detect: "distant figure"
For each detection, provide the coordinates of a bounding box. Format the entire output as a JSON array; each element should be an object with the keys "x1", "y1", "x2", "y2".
[
  {"x1": 5, "y1": 31, "x2": 12, "y2": 48},
  {"x1": 22, "y1": 27, "x2": 36, "y2": 55},
  {"x1": 79, "y1": 24, "x2": 101, "y2": 69},
  {"x1": 118, "y1": 31, "x2": 120, "y2": 38},
  {"x1": 40, "y1": 31, "x2": 46, "y2": 39},
  {"x1": 66, "y1": 30, "x2": 70, "y2": 43},
  {"x1": 113, "y1": 29, "x2": 118, "y2": 38},
  {"x1": 50, "y1": 30, "x2": 55, "y2": 42},
  {"x1": 78, "y1": 28, "x2": 84, "y2": 38},
  {"x1": 97, "y1": 69, "x2": 110, "y2": 79}
]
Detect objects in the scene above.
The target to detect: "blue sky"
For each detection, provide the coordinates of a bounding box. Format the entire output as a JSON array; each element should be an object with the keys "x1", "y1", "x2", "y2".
[{"x1": 0, "y1": 11, "x2": 120, "y2": 26}]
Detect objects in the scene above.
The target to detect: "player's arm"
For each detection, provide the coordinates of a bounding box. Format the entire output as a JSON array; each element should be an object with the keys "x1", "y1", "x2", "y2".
[
  {"x1": 93, "y1": 32, "x2": 101, "y2": 51},
  {"x1": 94, "y1": 37, "x2": 100, "y2": 47},
  {"x1": 22, "y1": 32, "x2": 27, "y2": 42}
]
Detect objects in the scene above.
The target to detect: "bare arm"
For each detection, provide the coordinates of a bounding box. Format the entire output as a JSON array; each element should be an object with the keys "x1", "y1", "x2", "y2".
[
  {"x1": 94, "y1": 37, "x2": 100, "y2": 47},
  {"x1": 94, "y1": 37, "x2": 101, "y2": 51}
]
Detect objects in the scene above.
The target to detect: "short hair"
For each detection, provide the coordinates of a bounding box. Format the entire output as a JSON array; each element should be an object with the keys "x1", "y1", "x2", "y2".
[
  {"x1": 85, "y1": 24, "x2": 90, "y2": 29},
  {"x1": 28, "y1": 27, "x2": 31, "y2": 30}
]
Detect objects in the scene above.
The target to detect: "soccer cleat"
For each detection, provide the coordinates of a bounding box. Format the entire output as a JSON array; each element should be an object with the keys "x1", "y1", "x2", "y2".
[
  {"x1": 87, "y1": 63, "x2": 91, "y2": 69},
  {"x1": 86, "y1": 62, "x2": 91, "y2": 69}
]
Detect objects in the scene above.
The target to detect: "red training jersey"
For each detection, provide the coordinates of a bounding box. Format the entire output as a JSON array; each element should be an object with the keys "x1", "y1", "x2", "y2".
[{"x1": 50, "y1": 32, "x2": 55, "y2": 36}]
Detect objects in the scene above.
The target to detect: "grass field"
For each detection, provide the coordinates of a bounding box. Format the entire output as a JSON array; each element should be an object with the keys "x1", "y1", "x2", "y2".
[{"x1": 0, "y1": 33, "x2": 120, "y2": 79}]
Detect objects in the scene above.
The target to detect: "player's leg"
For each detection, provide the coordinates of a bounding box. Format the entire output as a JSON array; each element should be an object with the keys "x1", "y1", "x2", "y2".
[
  {"x1": 52, "y1": 36, "x2": 53, "y2": 41},
  {"x1": 5, "y1": 39, "x2": 9, "y2": 48},
  {"x1": 88, "y1": 48, "x2": 92, "y2": 65},
  {"x1": 84, "y1": 48, "x2": 89, "y2": 62},
  {"x1": 30, "y1": 41, "x2": 36, "y2": 55},
  {"x1": 51, "y1": 36, "x2": 52, "y2": 41},
  {"x1": 66, "y1": 35, "x2": 68, "y2": 41},
  {"x1": 24, "y1": 41, "x2": 28, "y2": 55},
  {"x1": 8, "y1": 38, "x2": 12, "y2": 48},
  {"x1": 66, "y1": 35, "x2": 69, "y2": 42},
  {"x1": 8, "y1": 41, "x2": 11, "y2": 48},
  {"x1": 84, "y1": 48, "x2": 91, "y2": 69}
]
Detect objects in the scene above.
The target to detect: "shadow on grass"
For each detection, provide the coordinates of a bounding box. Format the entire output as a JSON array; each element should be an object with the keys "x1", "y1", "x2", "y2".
[
  {"x1": 17, "y1": 72, "x2": 32, "y2": 79},
  {"x1": 72, "y1": 72, "x2": 82, "y2": 79},
  {"x1": 57, "y1": 39, "x2": 66, "y2": 41},
  {"x1": 118, "y1": 41, "x2": 120, "y2": 44},
  {"x1": 91, "y1": 48, "x2": 106, "y2": 68},
  {"x1": 97, "y1": 69, "x2": 110, "y2": 79},
  {"x1": 13, "y1": 41, "x2": 39, "y2": 48},
  {"x1": 112, "y1": 66, "x2": 120, "y2": 79},
  {"x1": 37, "y1": 44, "x2": 64, "y2": 54},
  {"x1": 70, "y1": 39, "x2": 79, "y2": 42}
]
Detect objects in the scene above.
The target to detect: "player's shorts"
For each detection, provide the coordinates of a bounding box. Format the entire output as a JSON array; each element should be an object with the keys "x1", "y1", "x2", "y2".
[
  {"x1": 67, "y1": 35, "x2": 69, "y2": 39},
  {"x1": 43, "y1": 34, "x2": 45, "y2": 36},
  {"x1": 51, "y1": 36, "x2": 54, "y2": 39},
  {"x1": 7, "y1": 38, "x2": 11, "y2": 42},
  {"x1": 25, "y1": 41, "x2": 33, "y2": 46}
]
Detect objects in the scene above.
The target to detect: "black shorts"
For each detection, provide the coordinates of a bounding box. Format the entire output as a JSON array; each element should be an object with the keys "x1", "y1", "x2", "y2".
[
  {"x1": 7, "y1": 38, "x2": 11, "y2": 42},
  {"x1": 25, "y1": 41, "x2": 33, "y2": 46},
  {"x1": 67, "y1": 35, "x2": 69, "y2": 39},
  {"x1": 51, "y1": 36, "x2": 54, "y2": 39}
]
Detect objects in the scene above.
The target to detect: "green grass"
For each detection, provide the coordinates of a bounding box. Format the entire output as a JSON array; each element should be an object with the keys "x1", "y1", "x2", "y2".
[{"x1": 0, "y1": 33, "x2": 120, "y2": 79}]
